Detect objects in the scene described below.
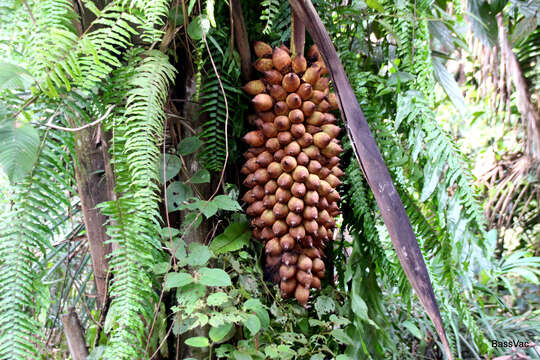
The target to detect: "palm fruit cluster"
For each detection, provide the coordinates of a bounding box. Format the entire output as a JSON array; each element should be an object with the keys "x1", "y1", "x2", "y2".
[{"x1": 240, "y1": 41, "x2": 343, "y2": 306}]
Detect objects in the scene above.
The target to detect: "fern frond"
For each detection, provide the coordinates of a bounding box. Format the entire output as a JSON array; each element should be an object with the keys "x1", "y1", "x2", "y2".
[
  {"x1": 260, "y1": 0, "x2": 280, "y2": 35},
  {"x1": 25, "y1": 0, "x2": 80, "y2": 97},
  {"x1": 198, "y1": 29, "x2": 245, "y2": 172},
  {"x1": 122, "y1": 0, "x2": 171, "y2": 43},
  {"x1": 78, "y1": 5, "x2": 140, "y2": 91},
  {"x1": 0, "y1": 129, "x2": 75, "y2": 360},
  {"x1": 100, "y1": 50, "x2": 175, "y2": 359}
]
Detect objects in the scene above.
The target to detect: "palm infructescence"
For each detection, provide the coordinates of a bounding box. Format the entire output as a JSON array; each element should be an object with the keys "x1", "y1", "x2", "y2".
[{"x1": 0, "y1": 0, "x2": 538, "y2": 359}]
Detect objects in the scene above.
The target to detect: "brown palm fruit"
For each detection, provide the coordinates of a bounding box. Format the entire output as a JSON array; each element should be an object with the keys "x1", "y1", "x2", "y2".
[
  {"x1": 261, "y1": 227, "x2": 274, "y2": 241},
  {"x1": 273, "y1": 149, "x2": 285, "y2": 162},
  {"x1": 242, "y1": 43, "x2": 343, "y2": 305},
  {"x1": 311, "y1": 276, "x2": 322, "y2": 289},
  {"x1": 292, "y1": 55, "x2": 307, "y2": 73},
  {"x1": 296, "y1": 152, "x2": 309, "y2": 166},
  {"x1": 280, "y1": 264, "x2": 296, "y2": 280},
  {"x1": 297, "y1": 133, "x2": 313, "y2": 147},
  {"x1": 303, "y1": 206, "x2": 318, "y2": 220},
  {"x1": 254, "y1": 58, "x2": 273, "y2": 72},
  {"x1": 297, "y1": 83, "x2": 313, "y2": 100},
  {"x1": 286, "y1": 93, "x2": 302, "y2": 109},
  {"x1": 286, "y1": 212, "x2": 302, "y2": 227},
  {"x1": 279, "y1": 234, "x2": 296, "y2": 250},
  {"x1": 302, "y1": 64, "x2": 321, "y2": 85},
  {"x1": 264, "y1": 180, "x2": 278, "y2": 194},
  {"x1": 284, "y1": 141, "x2": 301, "y2": 156},
  {"x1": 269, "y1": 85, "x2": 287, "y2": 101},
  {"x1": 273, "y1": 47, "x2": 291, "y2": 72},
  {"x1": 282, "y1": 251, "x2": 298, "y2": 265},
  {"x1": 274, "y1": 101, "x2": 289, "y2": 116},
  {"x1": 291, "y1": 124, "x2": 306, "y2": 138},
  {"x1": 276, "y1": 188, "x2": 292, "y2": 203},
  {"x1": 307, "y1": 44, "x2": 321, "y2": 61},
  {"x1": 294, "y1": 285, "x2": 310, "y2": 305},
  {"x1": 259, "y1": 111, "x2": 275, "y2": 122},
  {"x1": 282, "y1": 73, "x2": 301, "y2": 92},
  {"x1": 277, "y1": 131, "x2": 293, "y2": 146},
  {"x1": 301, "y1": 101, "x2": 316, "y2": 116},
  {"x1": 252, "y1": 94, "x2": 274, "y2": 112},
  {"x1": 263, "y1": 194, "x2": 276, "y2": 208},
  {"x1": 297, "y1": 254, "x2": 313, "y2": 272},
  {"x1": 265, "y1": 238, "x2": 282, "y2": 256},
  {"x1": 281, "y1": 278, "x2": 297, "y2": 299},
  {"x1": 243, "y1": 80, "x2": 266, "y2": 95},
  {"x1": 273, "y1": 202, "x2": 288, "y2": 219},
  {"x1": 289, "y1": 109, "x2": 304, "y2": 124},
  {"x1": 254, "y1": 41, "x2": 273, "y2": 57}
]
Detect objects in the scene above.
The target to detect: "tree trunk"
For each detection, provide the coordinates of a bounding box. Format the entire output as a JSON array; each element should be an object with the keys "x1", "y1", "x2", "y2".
[
  {"x1": 231, "y1": 0, "x2": 252, "y2": 81},
  {"x1": 71, "y1": 124, "x2": 115, "y2": 309},
  {"x1": 68, "y1": 0, "x2": 116, "y2": 313},
  {"x1": 178, "y1": 54, "x2": 211, "y2": 360},
  {"x1": 62, "y1": 307, "x2": 89, "y2": 360},
  {"x1": 497, "y1": 13, "x2": 540, "y2": 164}
]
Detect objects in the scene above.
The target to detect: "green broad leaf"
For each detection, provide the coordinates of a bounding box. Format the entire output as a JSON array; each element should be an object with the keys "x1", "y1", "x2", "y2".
[
  {"x1": 153, "y1": 262, "x2": 170, "y2": 274},
  {"x1": 329, "y1": 314, "x2": 351, "y2": 327},
  {"x1": 202, "y1": 200, "x2": 218, "y2": 218},
  {"x1": 158, "y1": 153, "x2": 181, "y2": 183},
  {"x1": 232, "y1": 351, "x2": 252, "y2": 360},
  {"x1": 178, "y1": 136, "x2": 203, "y2": 155},
  {"x1": 159, "y1": 227, "x2": 180, "y2": 240},
  {"x1": 330, "y1": 329, "x2": 354, "y2": 345},
  {"x1": 308, "y1": 319, "x2": 326, "y2": 327},
  {"x1": 0, "y1": 62, "x2": 33, "y2": 89},
  {"x1": 185, "y1": 336, "x2": 209, "y2": 348},
  {"x1": 0, "y1": 120, "x2": 40, "y2": 183},
  {"x1": 242, "y1": 314, "x2": 261, "y2": 335},
  {"x1": 209, "y1": 323, "x2": 233, "y2": 342},
  {"x1": 351, "y1": 279, "x2": 378, "y2": 328},
  {"x1": 174, "y1": 318, "x2": 196, "y2": 336},
  {"x1": 511, "y1": 16, "x2": 537, "y2": 45},
  {"x1": 402, "y1": 320, "x2": 423, "y2": 340},
  {"x1": 207, "y1": 292, "x2": 229, "y2": 306},
  {"x1": 366, "y1": 0, "x2": 385, "y2": 12},
  {"x1": 165, "y1": 272, "x2": 193, "y2": 289},
  {"x1": 510, "y1": 268, "x2": 538, "y2": 284},
  {"x1": 198, "y1": 267, "x2": 232, "y2": 287},
  {"x1": 265, "y1": 345, "x2": 280, "y2": 358},
  {"x1": 187, "y1": 15, "x2": 211, "y2": 41},
  {"x1": 168, "y1": 5, "x2": 184, "y2": 26},
  {"x1": 336, "y1": 355, "x2": 352, "y2": 360},
  {"x1": 212, "y1": 195, "x2": 242, "y2": 211},
  {"x1": 210, "y1": 222, "x2": 251, "y2": 255},
  {"x1": 243, "y1": 299, "x2": 270, "y2": 328},
  {"x1": 187, "y1": 0, "x2": 197, "y2": 15},
  {"x1": 467, "y1": 0, "x2": 498, "y2": 47},
  {"x1": 190, "y1": 169, "x2": 210, "y2": 184},
  {"x1": 173, "y1": 239, "x2": 188, "y2": 262},
  {"x1": 206, "y1": 0, "x2": 216, "y2": 27},
  {"x1": 276, "y1": 344, "x2": 296, "y2": 357},
  {"x1": 177, "y1": 283, "x2": 206, "y2": 304},
  {"x1": 432, "y1": 57, "x2": 467, "y2": 114},
  {"x1": 186, "y1": 242, "x2": 213, "y2": 267},
  {"x1": 420, "y1": 160, "x2": 443, "y2": 202},
  {"x1": 166, "y1": 181, "x2": 194, "y2": 212},
  {"x1": 192, "y1": 313, "x2": 209, "y2": 329},
  {"x1": 183, "y1": 211, "x2": 203, "y2": 231},
  {"x1": 310, "y1": 354, "x2": 325, "y2": 360},
  {"x1": 314, "y1": 296, "x2": 335, "y2": 319}
]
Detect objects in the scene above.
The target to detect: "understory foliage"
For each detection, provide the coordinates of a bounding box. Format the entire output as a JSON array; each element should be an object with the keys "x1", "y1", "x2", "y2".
[{"x1": 0, "y1": 0, "x2": 538, "y2": 359}]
